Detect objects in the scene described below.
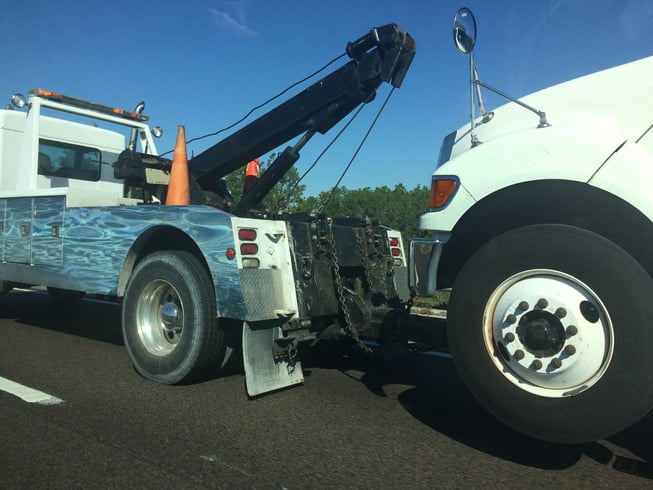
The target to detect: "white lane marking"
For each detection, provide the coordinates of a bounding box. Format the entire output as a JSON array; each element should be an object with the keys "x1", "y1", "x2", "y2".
[{"x1": 0, "y1": 376, "x2": 63, "y2": 405}]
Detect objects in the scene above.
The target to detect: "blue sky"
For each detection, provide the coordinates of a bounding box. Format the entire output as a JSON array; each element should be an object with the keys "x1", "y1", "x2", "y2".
[{"x1": 2, "y1": 0, "x2": 652, "y2": 196}]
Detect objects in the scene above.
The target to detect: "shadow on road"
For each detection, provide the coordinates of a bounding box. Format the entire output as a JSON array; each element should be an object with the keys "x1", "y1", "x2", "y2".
[
  {"x1": 304, "y1": 343, "x2": 653, "y2": 480},
  {"x1": 0, "y1": 288, "x2": 124, "y2": 346},
  {"x1": 599, "y1": 412, "x2": 653, "y2": 479},
  {"x1": 3, "y1": 288, "x2": 652, "y2": 481}
]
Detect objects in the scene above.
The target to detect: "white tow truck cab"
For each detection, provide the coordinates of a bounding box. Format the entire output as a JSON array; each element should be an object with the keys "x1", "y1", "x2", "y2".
[
  {"x1": 0, "y1": 89, "x2": 159, "y2": 207},
  {"x1": 409, "y1": 7, "x2": 653, "y2": 444}
]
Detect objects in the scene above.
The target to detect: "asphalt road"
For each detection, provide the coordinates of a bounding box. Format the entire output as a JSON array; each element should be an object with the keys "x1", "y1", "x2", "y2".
[{"x1": 1, "y1": 289, "x2": 652, "y2": 489}]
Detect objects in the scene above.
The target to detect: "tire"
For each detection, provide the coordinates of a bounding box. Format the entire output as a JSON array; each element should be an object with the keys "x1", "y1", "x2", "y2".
[
  {"x1": 122, "y1": 251, "x2": 228, "y2": 384},
  {"x1": 448, "y1": 224, "x2": 653, "y2": 443}
]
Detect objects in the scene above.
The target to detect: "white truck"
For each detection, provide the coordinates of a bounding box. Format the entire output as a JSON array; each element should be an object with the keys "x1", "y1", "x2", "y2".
[
  {"x1": 0, "y1": 25, "x2": 438, "y2": 398},
  {"x1": 410, "y1": 8, "x2": 653, "y2": 443}
]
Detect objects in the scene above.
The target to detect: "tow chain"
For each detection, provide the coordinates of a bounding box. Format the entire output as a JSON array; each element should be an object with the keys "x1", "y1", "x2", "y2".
[
  {"x1": 326, "y1": 222, "x2": 373, "y2": 354},
  {"x1": 355, "y1": 229, "x2": 375, "y2": 295}
]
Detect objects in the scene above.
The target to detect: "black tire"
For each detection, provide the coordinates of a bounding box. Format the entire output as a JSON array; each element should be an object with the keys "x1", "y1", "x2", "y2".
[
  {"x1": 122, "y1": 251, "x2": 228, "y2": 384},
  {"x1": 448, "y1": 224, "x2": 653, "y2": 443}
]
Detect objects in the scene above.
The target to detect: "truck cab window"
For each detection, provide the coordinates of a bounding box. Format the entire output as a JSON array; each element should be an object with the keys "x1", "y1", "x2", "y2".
[{"x1": 38, "y1": 139, "x2": 102, "y2": 181}]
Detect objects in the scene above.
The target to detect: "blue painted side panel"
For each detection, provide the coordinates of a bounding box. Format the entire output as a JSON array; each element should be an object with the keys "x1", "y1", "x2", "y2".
[
  {"x1": 4, "y1": 198, "x2": 32, "y2": 263},
  {"x1": 0, "y1": 198, "x2": 247, "y2": 319},
  {"x1": 33, "y1": 196, "x2": 65, "y2": 265}
]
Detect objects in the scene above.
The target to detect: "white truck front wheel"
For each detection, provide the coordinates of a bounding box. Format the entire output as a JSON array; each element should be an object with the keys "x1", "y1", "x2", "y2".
[{"x1": 448, "y1": 224, "x2": 653, "y2": 443}]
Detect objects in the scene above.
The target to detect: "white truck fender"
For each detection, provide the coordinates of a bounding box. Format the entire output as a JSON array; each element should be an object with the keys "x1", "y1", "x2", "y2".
[
  {"x1": 589, "y1": 139, "x2": 653, "y2": 220},
  {"x1": 420, "y1": 122, "x2": 627, "y2": 233}
]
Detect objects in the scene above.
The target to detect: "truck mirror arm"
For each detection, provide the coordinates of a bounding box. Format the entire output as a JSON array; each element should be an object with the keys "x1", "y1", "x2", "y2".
[{"x1": 474, "y1": 78, "x2": 549, "y2": 128}]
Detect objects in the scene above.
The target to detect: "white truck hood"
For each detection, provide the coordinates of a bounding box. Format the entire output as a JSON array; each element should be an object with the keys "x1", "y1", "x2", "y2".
[
  {"x1": 423, "y1": 55, "x2": 653, "y2": 234},
  {"x1": 442, "y1": 56, "x2": 653, "y2": 165}
]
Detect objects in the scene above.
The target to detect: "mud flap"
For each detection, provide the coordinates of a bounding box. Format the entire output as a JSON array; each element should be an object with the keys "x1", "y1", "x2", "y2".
[{"x1": 242, "y1": 322, "x2": 304, "y2": 397}]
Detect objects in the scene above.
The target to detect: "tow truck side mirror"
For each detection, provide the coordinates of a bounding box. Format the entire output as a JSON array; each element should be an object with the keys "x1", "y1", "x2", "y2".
[{"x1": 453, "y1": 7, "x2": 477, "y2": 54}]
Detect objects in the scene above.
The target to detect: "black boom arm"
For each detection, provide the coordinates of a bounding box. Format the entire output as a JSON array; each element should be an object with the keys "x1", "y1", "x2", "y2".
[{"x1": 189, "y1": 24, "x2": 416, "y2": 194}]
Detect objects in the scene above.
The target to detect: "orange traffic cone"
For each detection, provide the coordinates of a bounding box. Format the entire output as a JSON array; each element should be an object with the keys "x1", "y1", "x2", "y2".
[{"x1": 166, "y1": 125, "x2": 190, "y2": 205}]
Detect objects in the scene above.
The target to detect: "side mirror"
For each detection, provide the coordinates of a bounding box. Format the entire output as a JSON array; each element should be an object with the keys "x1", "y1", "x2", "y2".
[
  {"x1": 453, "y1": 7, "x2": 477, "y2": 54},
  {"x1": 452, "y1": 6, "x2": 549, "y2": 141}
]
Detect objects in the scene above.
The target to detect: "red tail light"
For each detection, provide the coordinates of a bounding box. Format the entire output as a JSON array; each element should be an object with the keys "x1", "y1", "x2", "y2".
[
  {"x1": 238, "y1": 228, "x2": 257, "y2": 241},
  {"x1": 240, "y1": 243, "x2": 258, "y2": 255}
]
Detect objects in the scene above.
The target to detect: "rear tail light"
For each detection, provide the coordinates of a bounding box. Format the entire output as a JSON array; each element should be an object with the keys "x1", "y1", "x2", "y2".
[
  {"x1": 238, "y1": 228, "x2": 257, "y2": 241},
  {"x1": 240, "y1": 243, "x2": 258, "y2": 255},
  {"x1": 237, "y1": 228, "x2": 260, "y2": 268},
  {"x1": 388, "y1": 235, "x2": 403, "y2": 266},
  {"x1": 242, "y1": 258, "x2": 260, "y2": 268}
]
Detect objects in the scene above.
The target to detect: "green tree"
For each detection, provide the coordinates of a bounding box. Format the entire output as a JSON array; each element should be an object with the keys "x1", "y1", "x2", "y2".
[
  {"x1": 224, "y1": 153, "x2": 431, "y2": 242},
  {"x1": 224, "y1": 152, "x2": 306, "y2": 212},
  {"x1": 297, "y1": 183, "x2": 430, "y2": 241}
]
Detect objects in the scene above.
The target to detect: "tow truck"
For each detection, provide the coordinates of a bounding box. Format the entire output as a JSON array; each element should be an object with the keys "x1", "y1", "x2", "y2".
[
  {"x1": 410, "y1": 8, "x2": 653, "y2": 443},
  {"x1": 0, "y1": 24, "x2": 442, "y2": 397}
]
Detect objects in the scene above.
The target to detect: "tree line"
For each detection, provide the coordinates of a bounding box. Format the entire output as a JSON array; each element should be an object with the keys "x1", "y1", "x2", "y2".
[{"x1": 225, "y1": 154, "x2": 431, "y2": 241}]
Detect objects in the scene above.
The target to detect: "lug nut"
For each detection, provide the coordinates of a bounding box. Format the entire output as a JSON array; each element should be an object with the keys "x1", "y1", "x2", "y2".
[
  {"x1": 555, "y1": 307, "x2": 567, "y2": 318},
  {"x1": 537, "y1": 298, "x2": 548, "y2": 308},
  {"x1": 506, "y1": 314, "x2": 517, "y2": 324},
  {"x1": 550, "y1": 358, "x2": 562, "y2": 369},
  {"x1": 564, "y1": 345, "x2": 576, "y2": 356},
  {"x1": 514, "y1": 349, "x2": 525, "y2": 360},
  {"x1": 518, "y1": 301, "x2": 529, "y2": 311},
  {"x1": 566, "y1": 325, "x2": 578, "y2": 336},
  {"x1": 531, "y1": 359, "x2": 543, "y2": 370},
  {"x1": 504, "y1": 332, "x2": 515, "y2": 343}
]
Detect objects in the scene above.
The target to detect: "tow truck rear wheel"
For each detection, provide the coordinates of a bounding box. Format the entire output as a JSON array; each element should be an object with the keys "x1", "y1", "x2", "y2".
[
  {"x1": 122, "y1": 250, "x2": 228, "y2": 384},
  {"x1": 448, "y1": 224, "x2": 653, "y2": 443}
]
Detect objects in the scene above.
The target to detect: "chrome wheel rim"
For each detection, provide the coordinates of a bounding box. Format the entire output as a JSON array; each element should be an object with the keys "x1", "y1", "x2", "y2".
[
  {"x1": 135, "y1": 279, "x2": 184, "y2": 356},
  {"x1": 484, "y1": 269, "x2": 614, "y2": 398}
]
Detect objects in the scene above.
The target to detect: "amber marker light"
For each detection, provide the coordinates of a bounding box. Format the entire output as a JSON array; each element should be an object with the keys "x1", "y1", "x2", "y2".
[{"x1": 430, "y1": 177, "x2": 459, "y2": 209}]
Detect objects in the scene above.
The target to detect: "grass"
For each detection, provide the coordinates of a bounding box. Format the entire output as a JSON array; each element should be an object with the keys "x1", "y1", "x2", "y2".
[{"x1": 413, "y1": 289, "x2": 450, "y2": 309}]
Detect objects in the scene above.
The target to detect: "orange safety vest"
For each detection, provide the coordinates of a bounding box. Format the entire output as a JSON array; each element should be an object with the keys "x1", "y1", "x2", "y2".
[
  {"x1": 244, "y1": 158, "x2": 260, "y2": 192},
  {"x1": 246, "y1": 158, "x2": 261, "y2": 178}
]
